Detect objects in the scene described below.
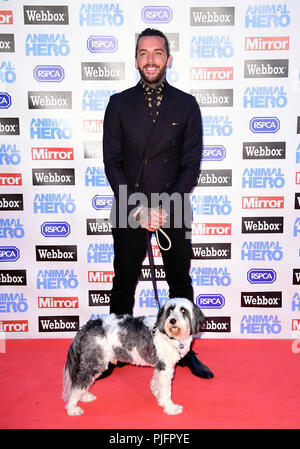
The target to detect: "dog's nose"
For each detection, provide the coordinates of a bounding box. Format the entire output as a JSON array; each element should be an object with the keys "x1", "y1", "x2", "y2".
[{"x1": 170, "y1": 318, "x2": 177, "y2": 325}]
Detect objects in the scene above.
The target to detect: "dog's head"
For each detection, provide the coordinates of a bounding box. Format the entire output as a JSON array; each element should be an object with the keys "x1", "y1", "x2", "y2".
[{"x1": 156, "y1": 298, "x2": 205, "y2": 340}]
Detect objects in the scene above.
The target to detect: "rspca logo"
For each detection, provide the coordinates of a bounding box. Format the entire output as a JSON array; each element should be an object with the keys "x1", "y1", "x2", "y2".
[
  {"x1": 87, "y1": 35, "x2": 118, "y2": 53},
  {"x1": 202, "y1": 145, "x2": 226, "y2": 161},
  {"x1": 34, "y1": 193, "x2": 76, "y2": 214},
  {"x1": 240, "y1": 315, "x2": 281, "y2": 335},
  {"x1": 0, "y1": 92, "x2": 11, "y2": 109},
  {"x1": 0, "y1": 293, "x2": 28, "y2": 313},
  {"x1": 141, "y1": 6, "x2": 173, "y2": 24},
  {"x1": 250, "y1": 117, "x2": 280, "y2": 133},
  {"x1": 79, "y1": 3, "x2": 124, "y2": 26},
  {"x1": 247, "y1": 268, "x2": 276, "y2": 284},
  {"x1": 191, "y1": 195, "x2": 232, "y2": 216},
  {"x1": 30, "y1": 118, "x2": 72, "y2": 139},
  {"x1": 0, "y1": 61, "x2": 16, "y2": 83},
  {"x1": 87, "y1": 243, "x2": 114, "y2": 263},
  {"x1": 241, "y1": 241, "x2": 283, "y2": 261},
  {"x1": 0, "y1": 246, "x2": 20, "y2": 262},
  {"x1": 92, "y1": 195, "x2": 113, "y2": 210},
  {"x1": 82, "y1": 89, "x2": 118, "y2": 111},
  {"x1": 245, "y1": 4, "x2": 290, "y2": 28},
  {"x1": 243, "y1": 86, "x2": 287, "y2": 108},
  {"x1": 0, "y1": 144, "x2": 21, "y2": 165},
  {"x1": 190, "y1": 35, "x2": 233, "y2": 58},
  {"x1": 41, "y1": 222, "x2": 70, "y2": 238},
  {"x1": 202, "y1": 115, "x2": 233, "y2": 137},
  {"x1": 33, "y1": 65, "x2": 65, "y2": 82},
  {"x1": 37, "y1": 269, "x2": 78, "y2": 290},
  {"x1": 25, "y1": 34, "x2": 70, "y2": 56},
  {"x1": 196, "y1": 294, "x2": 225, "y2": 309},
  {"x1": 85, "y1": 166, "x2": 109, "y2": 186},
  {"x1": 191, "y1": 266, "x2": 231, "y2": 287},
  {"x1": 242, "y1": 167, "x2": 284, "y2": 188},
  {"x1": 0, "y1": 218, "x2": 24, "y2": 239}
]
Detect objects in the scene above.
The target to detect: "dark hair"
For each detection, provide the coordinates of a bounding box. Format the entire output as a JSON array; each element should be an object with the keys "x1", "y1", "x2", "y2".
[{"x1": 135, "y1": 28, "x2": 170, "y2": 57}]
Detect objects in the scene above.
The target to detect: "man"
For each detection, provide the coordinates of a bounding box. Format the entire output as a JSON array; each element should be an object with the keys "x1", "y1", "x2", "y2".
[{"x1": 102, "y1": 28, "x2": 213, "y2": 379}]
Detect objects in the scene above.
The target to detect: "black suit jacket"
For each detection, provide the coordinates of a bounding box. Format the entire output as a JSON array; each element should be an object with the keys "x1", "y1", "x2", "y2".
[{"x1": 103, "y1": 81, "x2": 202, "y2": 225}]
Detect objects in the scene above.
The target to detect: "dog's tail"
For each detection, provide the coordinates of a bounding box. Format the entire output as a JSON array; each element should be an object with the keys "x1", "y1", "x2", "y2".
[{"x1": 62, "y1": 331, "x2": 83, "y2": 403}]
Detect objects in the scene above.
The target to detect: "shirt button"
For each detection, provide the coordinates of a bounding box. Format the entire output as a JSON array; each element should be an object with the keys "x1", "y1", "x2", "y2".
[{"x1": 135, "y1": 182, "x2": 139, "y2": 188}]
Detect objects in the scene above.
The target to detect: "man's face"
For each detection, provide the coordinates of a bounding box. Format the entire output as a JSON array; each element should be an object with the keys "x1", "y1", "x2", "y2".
[{"x1": 135, "y1": 36, "x2": 172, "y2": 87}]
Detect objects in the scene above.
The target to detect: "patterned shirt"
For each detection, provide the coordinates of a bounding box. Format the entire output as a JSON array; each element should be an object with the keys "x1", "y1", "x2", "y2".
[{"x1": 139, "y1": 79, "x2": 166, "y2": 123}]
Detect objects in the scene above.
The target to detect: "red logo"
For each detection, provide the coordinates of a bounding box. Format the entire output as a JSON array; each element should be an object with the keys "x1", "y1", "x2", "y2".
[
  {"x1": 245, "y1": 36, "x2": 289, "y2": 51},
  {"x1": 38, "y1": 296, "x2": 78, "y2": 308},
  {"x1": 0, "y1": 11, "x2": 13, "y2": 25},
  {"x1": 192, "y1": 223, "x2": 231, "y2": 236},
  {"x1": 31, "y1": 147, "x2": 74, "y2": 160},
  {"x1": 190, "y1": 67, "x2": 233, "y2": 81},
  {"x1": 242, "y1": 196, "x2": 284, "y2": 209},
  {"x1": 0, "y1": 173, "x2": 22, "y2": 186},
  {"x1": 83, "y1": 120, "x2": 103, "y2": 133},
  {"x1": 88, "y1": 271, "x2": 114, "y2": 283},
  {"x1": 292, "y1": 319, "x2": 300, "y2": 331},
  {"x1": 0, "y1": 320, "x2": 28, "y2": 332}
]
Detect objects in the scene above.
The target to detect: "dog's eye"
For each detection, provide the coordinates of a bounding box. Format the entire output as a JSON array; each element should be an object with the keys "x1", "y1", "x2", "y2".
[{"x1": 180, "y1": 308, "x2": 186, "y2": 314}]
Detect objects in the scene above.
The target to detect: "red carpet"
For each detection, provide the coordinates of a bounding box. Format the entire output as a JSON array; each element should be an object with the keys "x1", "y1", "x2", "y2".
[{"x1": 0, "y1": 338, "x2": 299, "y2": 429}]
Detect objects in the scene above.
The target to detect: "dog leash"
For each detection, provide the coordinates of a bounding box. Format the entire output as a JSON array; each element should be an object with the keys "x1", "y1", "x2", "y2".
[{"x1": 146, "y1": 228, "x2": 172, "y2": 310}]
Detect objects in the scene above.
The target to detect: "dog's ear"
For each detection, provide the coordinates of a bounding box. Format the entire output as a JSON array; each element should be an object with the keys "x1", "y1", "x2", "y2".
[
  {"x1": 191, "y1": 303, "x2": 205, "y2": 334},
  {"x1": 155, "y1": 304, "x2": 166, "y2": 333}
]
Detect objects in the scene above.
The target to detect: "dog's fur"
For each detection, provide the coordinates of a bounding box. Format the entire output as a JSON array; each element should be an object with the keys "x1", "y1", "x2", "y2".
[{"x1": 62, "y1": 297, "x2": 204, "y2": 416}]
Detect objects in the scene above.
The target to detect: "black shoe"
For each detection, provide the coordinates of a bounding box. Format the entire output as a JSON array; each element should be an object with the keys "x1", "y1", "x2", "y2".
[
  {"x1": 96, "y1": 361, "x2": 127, "y2": 380},
  {"x1": 178, "y1": 350, "x2": 214, "y2": 378}
]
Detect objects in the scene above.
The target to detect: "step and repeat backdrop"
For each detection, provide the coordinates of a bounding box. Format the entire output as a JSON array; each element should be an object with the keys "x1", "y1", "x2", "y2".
[{"x1": 1, "y1": 0, "x2": 300, "y2": 339}]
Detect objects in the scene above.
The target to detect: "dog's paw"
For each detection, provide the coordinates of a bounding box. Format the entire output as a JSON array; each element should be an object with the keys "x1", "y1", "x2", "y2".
[
  {"x1": 80, "y1": 392, "x2": 97, "y2": 402},
  {"x1": 67, "y1": 406, "x2": 84, "y2": 416},
  {"x1": 163, "y1": 402, "x2": 183, "y2": 415}
]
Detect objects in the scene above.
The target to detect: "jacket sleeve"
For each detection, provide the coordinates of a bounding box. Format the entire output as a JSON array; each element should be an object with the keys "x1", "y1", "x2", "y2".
[{"x1": 167, "y1": 96, "x2": 202, "y2": 195}]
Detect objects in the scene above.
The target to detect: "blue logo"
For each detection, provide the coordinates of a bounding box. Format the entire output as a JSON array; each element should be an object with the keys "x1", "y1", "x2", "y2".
[
  {"x1": 79, "y1": 3, "x2": 124, "y2": 26},
  {"x1": 92, "y1": 195, "x2": 113, "y2": 210},
  {"x1": 0, "y1": 61, "x2": 16, "y2": 84},
  {"x1": 296, "y1": 144, "x2": 300, "y2": 163},
  {"x1": 85, "y1": 166, "x2": 109, "y2": 186},
  {"x1": 191, "y1": 194, "x2": 232, "y2": 215},
  {"x1": 33, "y1": 65, "x2": 65, "y2": 82},
  {"x1": 240, "y1": 314, "x2": 281, "y2": 334},
  {"x1": 0, "y1": 218, "x2": 24, "y2": 238},
  {"x1": 87, "y1": 243, "x2": 114, "y2": 263},
  {"x1": 190, "y1": 35, "x2": 233, "y2": 58},
  {"x1": 34, "y1": 193, "x2": 76, "y2": 214},
  {"x1": 87, "y1": 35, "x2": 118, "y2": 53},
  {"x1": 37, "y1": 269, "x2": 78, "y2": 289},
  {"x1": 196, "y1": 294, "x2": 225, "y2": 309},
  {"x1": 202, "y1": 115, "x2": 232, "y2": 137},
  {"x1": 30, "y1": 118, "x2": 72, "y2": 139},
  {"x1": 0, "y1": 92, "x2": 11, "y2": 109},
  {"x1": 41, "y1": 222, "x2": 70, "y2": 237},
  {"x1": 292, "y1": 293, "x2": 300, "y2": 312},
  {"x1": 247, "y1": 268, "x2": 276, "y2": 284},
  {"x1": 245, "y1": 4, "x2": 290, "y2": 28},
  {"x1": 241, "y1": 241, "x2": 283, "y2": 261},
  {"x1": 0, "y1": 246, "x2": 20, "y2": 262},
  {"x1": 293, "y1": 218, "x2": 300, "y2": 237},
  {"x1": 141, "y1": 6, "x2": 173, "y2": 23},
  {"x1": 139, "y1": 288, "x2": 170, "y2": 308},
  {"x1": 242, "y1": 167, "x2": 284, "y2": 188},
  {"x1": 0, "y1": 293, "x2": 28, "y2": 313},
  {"x1": 202, "y1": 145, "x2": 226, "y2": 161},
  {"x1": 244, "y1": 86, "x2": 287, "y2": 108},
  {"x1": 191, "y1": 266, "x2": 231, "y2": 287},
  {"x1": 249, "y1": 117, "x2": 280, "y2": 133},
  {"x1": 0, "y1": 144, "x2": 21, "y2": 166},
  {"x1": 82, "y1": 90, "x2": 118, "y2": 111},
  {"x1": 25, "y1": 34, "x2": 70, "y2": 56}
]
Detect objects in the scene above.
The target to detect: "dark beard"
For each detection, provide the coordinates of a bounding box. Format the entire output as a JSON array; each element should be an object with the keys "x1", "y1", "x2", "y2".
[{"x1": 137, "y1": 65, "x2": 166, "y2": 87}]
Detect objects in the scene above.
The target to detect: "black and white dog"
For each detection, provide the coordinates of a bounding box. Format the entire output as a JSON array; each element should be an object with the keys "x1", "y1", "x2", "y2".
[{"x1": 62, "y1": 298, "x2": 204, "y2": 416}]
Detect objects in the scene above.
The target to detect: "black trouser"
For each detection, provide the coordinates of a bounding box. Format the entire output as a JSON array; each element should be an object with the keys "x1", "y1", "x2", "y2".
[{"x1": 110, "y1": 226, "x2": 193, "y2": 315}]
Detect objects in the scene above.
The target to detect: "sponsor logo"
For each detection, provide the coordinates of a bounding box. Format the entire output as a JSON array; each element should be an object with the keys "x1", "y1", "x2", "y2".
[
  {"x1": 191, "y1": 266, "x2": 231, "y2": 287},
  {"x1": 141, "y1": 6, "x2": 172, "y2": 24},
  {"x1": 250, "y1": 116, "x2": 280, "y2": 133},
  {"x1": 0, "y1": 10, "x2": 13, "y2": 24},
  {"x1": 0, "y1": 34, "x2": 15, "y2": 52},
  {"x1": 293, "y1": 218, "x2": 300, "y2": 237},
  {"x1": 297, "y1": 144, "x2": 300, "y2": 163},
  {"x1": 32, "y1": 168, "x2": 75, "y2": 186},
  {"x1": 0, "y1": 270, "x2": 26, "y2": 286},
  {"x1": 191, "y1": 243, "x2": 231, "y2": 259},
  {"x1": 30, "y1": 118, "x2": 71, "y2": 139},
  {"x1": 295, "y1": 194, "x2": 300, "y2": 210},
  {"x1": 139, "y1": 266, "x2": 166, "y2": 282},
  {"x1": 0, "y1": 320, "x2": 28, "y2": 333},
  {"x1": 241, "y1": 241, "x2": 283, "y2": 260},
  {"x1": 0, "y1": 144, "x2": 21, "y2": 166},
  {"x1": 88, "y1": 290, "x2": 111, "y2": 306},
  {"x1": 84, "y1": 141, "x2": 101, "y2": 158},
  {"x1": 81, "y1": 62, "x2": 124, "y2": 80},
  {"x1": 201, "y1": 316, "x2": 231, "y2": 333},
  {"x1": 190, "y1": 35, "x2": 233, "y2": 59},
  {"x1": 292, "y1": 319, "x2": 300, "y2": 331},
  {"x1": 36, "y1": 245, "x2": 77, "y2": 262},
  {"x1": 0, "y1": 293, "x2": 28, "y2": 313},
  {"x1": 243, "y1": 141, "x2": 285, "y2": 159},
  {"x1": 37, "y1": 269, "x2": 78, "y2": 289},
  {"x1": 85, "y1": 166, "x2": 109, "y2": 186},
  {"x1": 196, "y1": 294, "x2": 225, "y2": 309},
  {"x1": 0, "y1": 173, "x2": 22, "y2": 186},
  {"x1": 241, "y1": 291, "x2": 282, "y2": 307},
  {"x1": 33, "y1": 65, "x2": 65, "y2": 82},
  {"x1": 38, "y1": 316, "x2": 79, "y2": 332},
  {"x1": 41, "y1": 222, "x2": 70, "y2": 238},
  {"x1": 296, "y1": 173, "x2": 300, "y2": 185},
  {"x1": 31, "y1": 147, "x2": 73, "y2": 160},
  {"x1": 190, "y1": 7, "x2": 234, "y2": 26},
  {"x1": 0, "y1": 61, "x2": 16, "y2": 83},
  {"x1": 23, "y1": 5, "x2": 69, "y2": 24},
  {"x1": 297, "y1": 116, "x2": 300, "y2": 134},
  {"x1": 244, "y1": 59, "x2": 288, "y2": 78},
  {"x1": 25, "y1": 34, "x2": 70, "y2": 56},
  {"x1": 0, "y1": 194, "x2": 23, "y2": 211},
  {"x1": 242, "y1": 217, "x2": 284, "y2": 233},
  {"x1": 82, "y1": 89, "x2": 118, "y2": 111},
  {"x1": 293, "y1": 269, "x2": 300, "y2": 285},
  {"x1": 38, "y1": 296, "x2": 78, "y2": 309},
  {"x1": 0, "y1": 218, "x2": 24, "y2": 239},
  {"x1": 242, "y1": 196, "x2": 284, "y2": 209},
  {"x1": 191, "y1": 195, "x2": 232, "y2": 216},
  {"x1": 87, "y1": 218, "x2": 112, "y2": 235},
  {"x1": 240, "y1": 315, "x2": 281, "y2": 334},
  {"x1": 28, "y1": 91, "x2": 72, "y2": 109},
  {"x1": 192, "y1": 89, "x2": 233, "y2": 107},
  {"x1": 192, "y1": 222, "x2": 231, "y2": 236},
  {"x1": 0, "y1": 118, "x2": 19, "y2": 135},
  {"x1": 197, "y1": 169, "x2": 232, "y2": 187},
  {"x1": 139, "y1": 288, "x2": 169, "y2": 308},
  {"x1": 245, "y1": 36, "x2": 289, "y2": 51},
  {"x1": 33, "y1": 193, "x2": 76, "y2": 214},
  {"x1": 87, "y1": 35, "x2": 118, "y2": 53},
  {"x1": 83, "y1": 119, "x2": 103, "y2": 133},
  {"x1": 79, "y1": 3, "x2": 124, "y2": 27},
  {"x1": 92, "y1": 195, "x2": 113, "y2": 210},
  {"x1": 245, "y1": 4, "x2": 290, "y2": 28},
  {"x1": 88, "y1": 270, "x2": 114, "y2": 283},
  {"x1": 203, "y1": 115, "x2": 232, "y2": 137},
  {"x1": 242, "y1": 167, "x2": 284, "y2": 188},
  {"x1": 0, "y1": 92, "x2": 11, "y2": 109},
  {"x1": 202, "y1": 145, "x2": 226, "y2": 161},
  {"x1": 292, "y1": 293, "x2": 300, "y2": 312},
  {"x1": 244, "y1": 86, "x2": 287, "y2": 108},
  {"x1": 87, "y1": 243, "x2": 114, "y2": 263},
  {"x1": 247, "y1": 268, "x2": 276, "y2": 284},
  {"x1": 191, "y1": 67, "x2": 233, "y2": 81},
  {"x1": 0, "y1": 246, "x2": 19, "y2": 262}
]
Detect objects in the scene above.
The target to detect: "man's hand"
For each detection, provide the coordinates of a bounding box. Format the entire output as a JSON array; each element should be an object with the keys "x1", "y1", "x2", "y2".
[{"x1": 138, "y1": 206, "x2": 168, "y2": 231}]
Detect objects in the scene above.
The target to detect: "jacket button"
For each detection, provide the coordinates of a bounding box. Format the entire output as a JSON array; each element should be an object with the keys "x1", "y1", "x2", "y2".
[
  {"x1": 163, "y1": 158, "x2": 168, "y2": 163},
  {"x1": 143, "y1": 159, "x2": 148, "y2": 164},
  {"x1": 135, "y1": 182, "x2": 139, "y2": 188},
  {"x1": 171, "y1": 140, "x2": 176, "y2": 146}
]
